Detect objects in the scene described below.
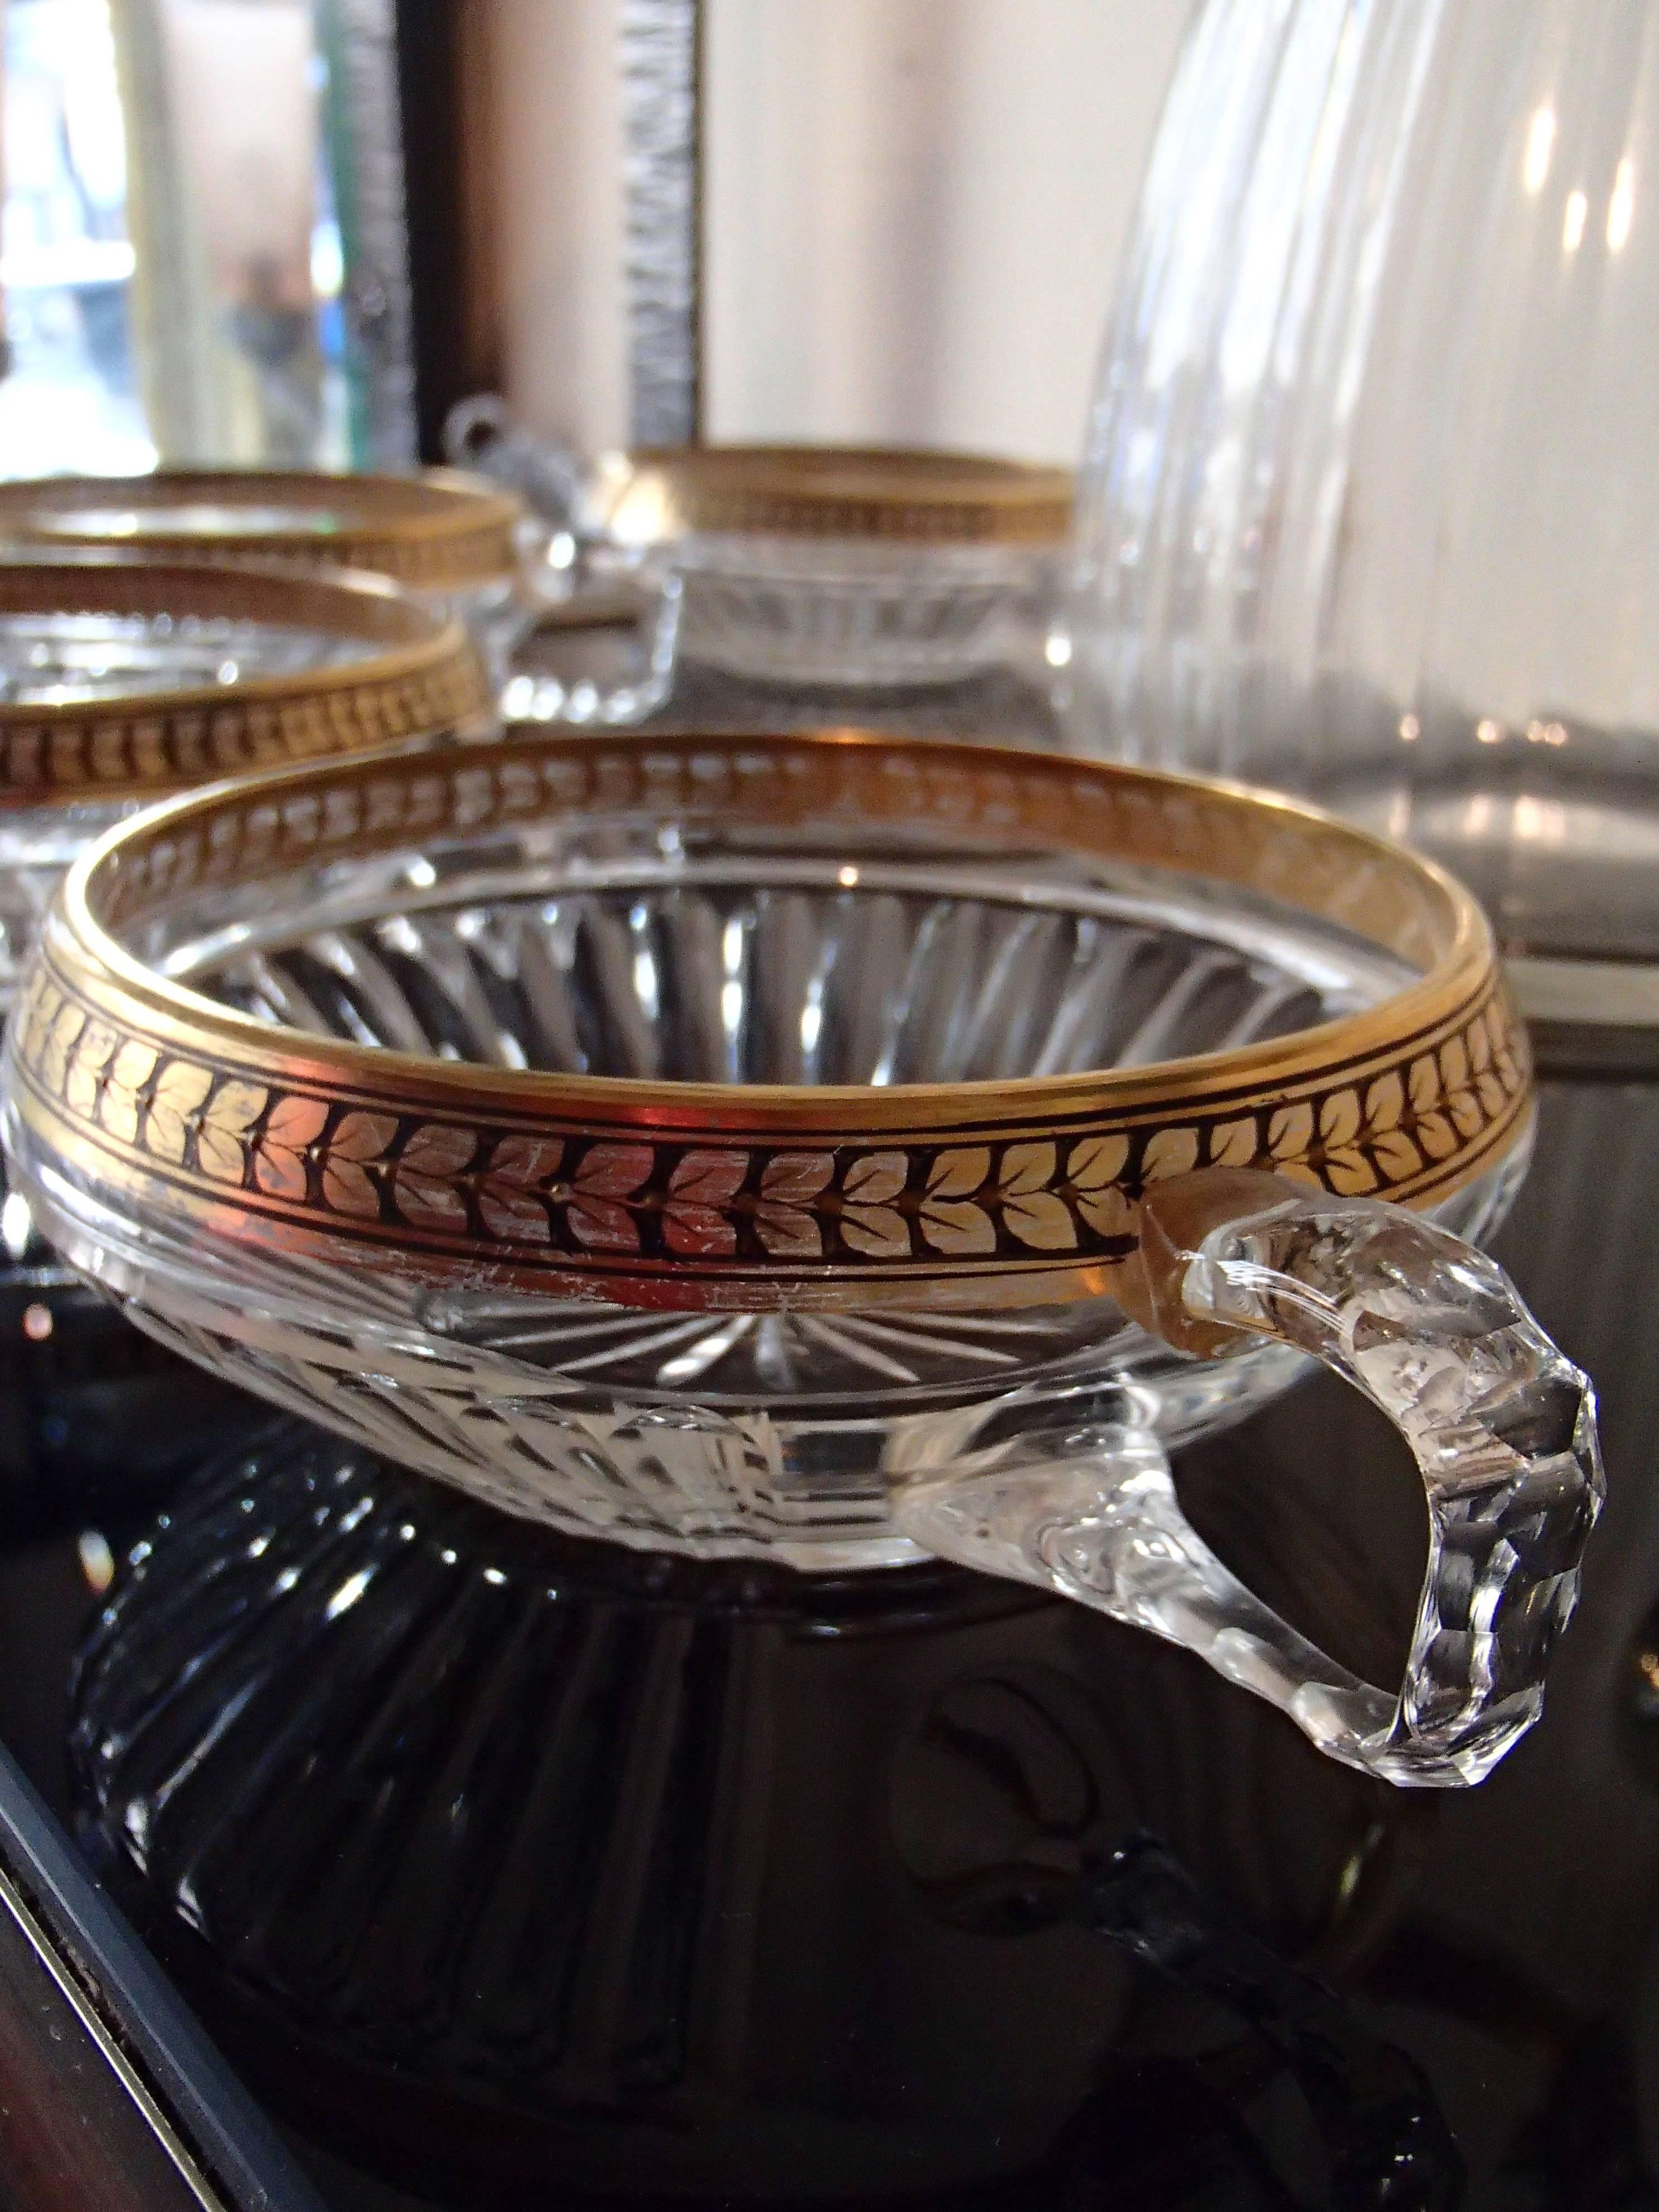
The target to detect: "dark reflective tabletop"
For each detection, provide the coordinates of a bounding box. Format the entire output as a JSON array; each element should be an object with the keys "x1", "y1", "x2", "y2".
[{"x1": 0, "y1": 971, "x2": 1652, "y2": 2202}]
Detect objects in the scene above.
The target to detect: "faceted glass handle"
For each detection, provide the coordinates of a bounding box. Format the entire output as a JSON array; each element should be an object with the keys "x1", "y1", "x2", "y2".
[
  {"x1": 893, "y1": 1170, "x2": 1603, "y2": 1787},
  {"x1": 494, "y1": 562, "x2": 682, "y2": 730},
  {"x1": 442, "y1": 396, "x2": 682, "y2": 727}
]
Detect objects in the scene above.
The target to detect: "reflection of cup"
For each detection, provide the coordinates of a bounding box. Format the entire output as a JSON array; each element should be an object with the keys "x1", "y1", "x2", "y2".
[
  {"x1": 69, "y1": 1420, "x2": 1440, "y2": 2207},
  {"x1": 3, "y1": 731, "x2": 1600, "y2": 1786}
]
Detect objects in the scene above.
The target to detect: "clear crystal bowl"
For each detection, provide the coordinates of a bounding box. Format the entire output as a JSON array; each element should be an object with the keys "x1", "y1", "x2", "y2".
[
  {"x1": 0, "y1": 555, "x2": 489, "y2": 1009},
  {"x1": 0, "y1": 467, "x2": 539, "y2": 697},
  {"x1": 670, "y1": 535, "x2": 1058, "y2": 688},
  {"x1": 594, "y1": 447, "x2": 1070, "y2": 688},
  {"x1": 1, "y1": 731, "x2": 1600, "y2": 1784}
]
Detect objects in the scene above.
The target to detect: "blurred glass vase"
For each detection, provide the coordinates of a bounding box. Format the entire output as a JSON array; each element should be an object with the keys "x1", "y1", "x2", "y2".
[{"x1": 1066, "y1": 0, "x2": 1659, "y2": 978}]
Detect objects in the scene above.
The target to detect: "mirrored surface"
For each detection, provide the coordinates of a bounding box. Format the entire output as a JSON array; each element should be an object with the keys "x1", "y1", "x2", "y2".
[{"x1": 0, "y1": 1071, "x2": 1652, "y2": 2208}]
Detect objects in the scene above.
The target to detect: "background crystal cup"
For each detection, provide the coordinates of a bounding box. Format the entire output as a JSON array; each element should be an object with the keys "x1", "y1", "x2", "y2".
[
  {"x1": 582, "y1": 443, "x2": 1073, "y2": 692},
  {"x1": 0, "y1": 550, "x2": 491, "y2": 1456},
  {"x1": 0, "y1": 552, "x2": 490, "y2": 1012},
  {"x1": 0, "y1": 730, "x2": 1600, "y2": 1785},
  {"x1": 0, "y1": 467, "x2": 665, "y2": 729}
]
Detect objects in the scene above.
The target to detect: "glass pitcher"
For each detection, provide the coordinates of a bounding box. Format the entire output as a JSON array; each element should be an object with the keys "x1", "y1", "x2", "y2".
[{"x1": 1066, "y1": 0, "x2": 1659, "y2": 977}]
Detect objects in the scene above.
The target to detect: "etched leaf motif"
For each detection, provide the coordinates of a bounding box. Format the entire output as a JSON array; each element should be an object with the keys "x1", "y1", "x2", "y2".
[
  {"x1": 1141, "y1": 1132, "x2": 1212, "y2": 1185},
  {"x1": 16, "y1": 977, "x2": 60, "y2": 1068},
  {"x1": 992, "y1": 1140, "x2": 1073, "y2": 1249},
  {"x1": 1477, "y1": 1075, "x2": 1507, "y2": 1120},
  {"x1": 1266, "y1": 1100, "x2": 1320, "y2": 1186},
  {"x1": 1142, "y1": 1126, "x2": 1200, "y2": 1183},
  {"x1": 755, "y1": 1151, "x2": 833, "y2": 1259},
  {"x1": 919, "y1": 1147, "x2": 993, "y2": 1255},
  {"x1": 663, "y1": 1147, "x2": 747, "y2": 1257},
  {"x1": 566, "y1": 1142, "x2": 652, "y2": 1251},
  {"x1": 1447, "y1": 1084, "x2": 1484, "y2": 1139},
  {"x1": 1268, "y1": 1102, "x2": 1313, "y2": 1158},
  {"x1": 99, "y1": 1041, "x2": 159, "y2": 1144},
  {"x1": 394, "y1": 1123, "x2": 477, "y2": 1230},
  {"x1": 1323, "y1": 1148, "x2": 1379, "y2": 1195},
  {"x1": 1463, "y1": 1012, "x2": 1499, "y2": 1118},
  {"x1": 1067, "y1": 1135, "x2": 1129, "y2": 1189},
  {"x1": 1068, "y1": 1133, "x2": 1133, "y2": 1238},
  {"x1": 1207, "y1": 1118, "x2": 1258, "y2": 1171},
  {"x1": 1474, "y1": 1036, "x2": 1507, "y2": 1114},
  {"x1": 478, "y1": 1134, "x2": 563, "y2": 1241},
  {"x1": 197, "y1": 1079, "x2": 268, "y2": 1184},
  {"x1": 1439, "y1": 1035, "x2": 1469, "y2": 1092},
  {"x1": 41, "y1": 1001, "x2": 87, "y2": 1094},
  {"x1": 1318, "y1": 1091, "x2": 1361, "y2": 1149},
  {"x1": 321, "y1": 1111, "x2": 397, "y2": 1217},
  {"x1": 1371, "y1": 1128, "x2": 1424, "y2": 1181},
  {"x1": 840, "y1": 1210, "x2": 909, "y2": 1258},
  {"x1": 146, "y1": 1061, "x2": 214, "y2": 1164},
  {"x1": 64, "y1": 1021, "x2": 118, "y2": 1120},
  {"x1": 1075, "y1": 1182, "x2": 1132, "y2": 1237},
  {"x1": 1415, "y1": 1110, "x2": 1458, "y2": 1161},
  {"x1": 1364, "y1": 1072, "x2": 1404, "y2": 1134},
  {"x1": 1000, "y1": 1142, "x2": 1056, "y2": 1195},
  {"x1": 253, "y1": 1094, "x2": 329, "y2": 1200},
  {"x1": 1001, "y1": 1190, "x2": 1075, "y2": 1249},
  {"x1": 839, "y1": 1150, "x2": 910, "y2": 1258},
  {"x1": 926, "y1": 1148, "x2": 991, "y2": 1200},
  {"x1": 918, "y1": 1200, "x2": 995, "y2": 1254},
  {"x1": 842, "y1": 1152, "x2": 907, "y2": 1205},
  {"x1": 1408, "y1": 1055, "x2": 1442, "y2": 1114}
]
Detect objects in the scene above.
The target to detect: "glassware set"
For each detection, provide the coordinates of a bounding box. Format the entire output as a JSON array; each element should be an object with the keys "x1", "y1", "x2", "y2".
[
  {"x1": 1, "y1": 725, "x2": 1601, "y2": 1786},
  {"x1": 0, "y1": 171, "x2": 1614, "y2": 1791}
]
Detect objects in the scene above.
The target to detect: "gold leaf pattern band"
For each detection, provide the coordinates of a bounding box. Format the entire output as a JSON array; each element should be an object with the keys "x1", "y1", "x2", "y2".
[
  {"x1": 600, "y1": 446, "x2": 1073, "y2": 546},
  {"x1": 4, "y1": 731, "x2": 1531, "y2": 1312},
  {"x1": 0, "y1": 470, "x2": 522, "y2": 591},
  {"x1": 0, "y1": 561, "x2": 491, "y2": 802}
]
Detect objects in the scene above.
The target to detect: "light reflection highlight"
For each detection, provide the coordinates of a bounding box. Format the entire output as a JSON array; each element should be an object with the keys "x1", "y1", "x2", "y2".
[
  {"x1": 1524, "y1": 105, "x2": 1556, "y2": 195},
  {"x1": 1609, "y1": 157, "x2": 1636, "y2": 251},
  {"x1": 1, "y1": 1191, "x2": 32, "y2": 1258}
]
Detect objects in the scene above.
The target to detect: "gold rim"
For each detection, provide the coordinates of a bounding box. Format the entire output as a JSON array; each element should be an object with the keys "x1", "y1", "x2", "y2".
[
  {"x1": 0, "y1": 469, "x2": 523, "y2": 591},
  {"x1": 0, "y1": 557, "x2": 491, "y2": 802},
  {"x1": 596, "y1": 445, "x2": 1074, "y2": 546},
  {"x1": 5, "y1": 730, "x2": 1530, "y2": 1311}
]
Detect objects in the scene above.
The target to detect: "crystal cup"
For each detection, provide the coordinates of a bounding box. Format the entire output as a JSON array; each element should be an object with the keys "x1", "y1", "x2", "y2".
[
  {"x1": 0, "y1": 730, "x2": 1600, "y2": 1786},
  {"x1": 590, "y1": 445, "x2": 1070, "y2": 690},
  {"x1": 0, "y1": 467, "x2": 671, "y2": 728},
  {"x1": 0, "y1": 552, "x2": 488, "y2": 1011}
]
